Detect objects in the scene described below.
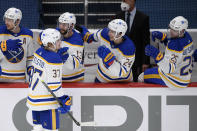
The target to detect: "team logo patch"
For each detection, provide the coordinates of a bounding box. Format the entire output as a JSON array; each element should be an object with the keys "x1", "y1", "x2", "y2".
[{"x1": 3, "y1": 46, "x2": 24, "y2": 63}]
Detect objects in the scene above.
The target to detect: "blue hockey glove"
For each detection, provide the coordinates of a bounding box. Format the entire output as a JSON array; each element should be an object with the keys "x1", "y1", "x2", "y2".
[
  {"x1": 57, "y1": 47, "x2": 69, "y2": 63},
  {"x1": 145, "y1": 45, "x2": 163, "y2": 63},
  {"x1": 98, "y1": 45, "x2": 116, "y2": 68},
  {"x1": 152, "y1": 31, "x2": 167, "y2": 43},
  {"x1": 76, "y1": 25, "x2": 94, "y2": 43},
  {"x1": 193, "y1": 49, "x2": 197, "y2": 62},
  {"x1": 1, "y1": 39, "x2": 22, "y2": 51},
  {"x1": 58, "y1": 95, "x2": 71, "y2": 114}
]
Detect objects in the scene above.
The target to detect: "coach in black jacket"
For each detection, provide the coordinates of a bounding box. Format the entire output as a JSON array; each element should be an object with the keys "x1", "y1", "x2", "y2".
[{"x1": 114, "y1": 0, "x2": 150, "y2": 82}]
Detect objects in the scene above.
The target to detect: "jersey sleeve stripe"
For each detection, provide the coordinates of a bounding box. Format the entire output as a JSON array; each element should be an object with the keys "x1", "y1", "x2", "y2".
[
  {"x1": 27, "y1": 99, "x2": 58, "y2": 106},
  {"x1": 158, "y1": 69, "x2": 188, "y2": 88},
  {"x1": 97, "y1": 64, "x2": 132, "y2": 80}
]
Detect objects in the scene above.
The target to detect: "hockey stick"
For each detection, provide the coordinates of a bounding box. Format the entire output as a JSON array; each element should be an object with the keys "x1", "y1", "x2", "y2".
[{"x1": 40, "y1": 79, "x2": 97, "y2": 127}]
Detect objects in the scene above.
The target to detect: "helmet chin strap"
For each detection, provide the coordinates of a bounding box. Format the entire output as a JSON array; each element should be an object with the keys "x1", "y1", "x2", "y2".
[
  {"x1": 178, "y1": 30, "x2": 185, "y2": 37},
  {"x1": 113, "y1": 32, "x2": 122, "y2": 41},
  {"x1": 10, "y1": 20, "x2": 19, "y2": 32},
  {"x1": 48, "y1": 43, "x2": 58, "y2": 52}
]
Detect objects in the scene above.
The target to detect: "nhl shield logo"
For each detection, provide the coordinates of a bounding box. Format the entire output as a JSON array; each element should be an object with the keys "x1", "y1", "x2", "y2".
[{"x1": 3, "y1": 46, "x2": 24, "y2": 63}]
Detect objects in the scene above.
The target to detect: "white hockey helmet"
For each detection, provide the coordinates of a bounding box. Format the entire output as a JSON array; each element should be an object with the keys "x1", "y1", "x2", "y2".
[
  {"x1": 58, "y1": 12, "x2": 76, "y2": 25},
  {"x1": 169, "y1": 16, "x2": 188, "y2": 33},
  {"x1": 41, "y1": 28, "x2": 61, "y2": 47},
  {"x1": 108, "y1": 19, "x2": 127, "y2": 39},
  {"x1": 4, "y1": 7, "x2": 22, "y2": 22}
]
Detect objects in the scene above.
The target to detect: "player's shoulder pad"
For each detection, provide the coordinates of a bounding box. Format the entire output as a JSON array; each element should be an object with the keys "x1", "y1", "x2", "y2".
[
  {"x1": 35, "y1": 47, "x2": 63, "y2": 64},
  {"x1": 20, "y1": 27, "x2": 33, "y2": 38},
  {"x1": 118, "y1": 36, "x2": 135, "y2": 56},
  {"x1": 0, "y1": 25, "x2": 10, "y2": 34},
  {"x1": 100, "y1": 28, "x2": 110, "y2": 41},
  {"x1": 167, "y1": 39, "x2": 184, "y2": 52},
  {"x1": 72, "y1": 30, "x2": 84, "y2": 45},
  {"x1": 184, "y1": 31, "x2": 193, "y2": 42},
  {"x1": 63, "y1": 30, "x2": 84, "y2": 46}
]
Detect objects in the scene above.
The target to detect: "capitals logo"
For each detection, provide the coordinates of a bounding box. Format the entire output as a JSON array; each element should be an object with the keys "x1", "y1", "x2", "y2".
[{"x1": 3, "y1": 46, "x2": 24, "y2": 63}]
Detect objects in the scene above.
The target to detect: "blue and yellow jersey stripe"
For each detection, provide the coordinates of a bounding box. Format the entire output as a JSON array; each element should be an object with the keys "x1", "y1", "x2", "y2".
[
  {"x1": 0, "y1": 69, "x2": 25, "y2": 79},
  {"x1": 158, "y1": 69, "x2": 189, "y2": 88},
  {"x1": 62, "y1": 69, "x2": 85, "y2": 82}
]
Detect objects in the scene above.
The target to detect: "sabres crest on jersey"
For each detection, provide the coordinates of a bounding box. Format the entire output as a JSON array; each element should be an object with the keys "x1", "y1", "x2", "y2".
[{"x1": 2, "y1": 46, "x2": 24, "y2": 63}]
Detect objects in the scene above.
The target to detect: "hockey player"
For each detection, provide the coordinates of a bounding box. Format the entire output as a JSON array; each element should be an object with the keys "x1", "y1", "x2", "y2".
[
  {"x1": 138, "y1": 16, "x2": 194, "y2": 89},
  {"x1": 27, "y1": 28, "x2": 71, "y2": 131},
  {"x1": 57, "y1": 12, "x2": 85, "y2": 82},
  {"x1": 0, "y1": 7, "x2": 35, "y2": 82},
  {"x1": 77, "y1": 19, "x2": 135, "y2": 82}
]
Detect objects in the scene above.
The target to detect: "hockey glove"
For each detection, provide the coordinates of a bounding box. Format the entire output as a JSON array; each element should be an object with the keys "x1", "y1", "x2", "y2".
[
  {"x1": 193, "y1": 49, "x2": 197, "y2": 62},
  {"x1": 76, "y1": 25, "x2": 94, "y2": 43},
  {"x1": 1, "y1": 39, "x2": 22, "y2": 51},
  {"x1": 75, "y1": 24, "x2": 83, "y2": 33},
  {"x1": 57, "y1": 47, "x2": 69, "y2": 63},
  {"x1": 152, "y1": 31, "x2": 168, "y2": 43},
  {"x1": 58, "y1": 95, "x2": 71, "y2": 114},
  {"x1": 98, "y1": 45, "x2": 116, "y2": 68},
  {"x1": 145, "y1": 44, "x2": 163, "y2": 63}
]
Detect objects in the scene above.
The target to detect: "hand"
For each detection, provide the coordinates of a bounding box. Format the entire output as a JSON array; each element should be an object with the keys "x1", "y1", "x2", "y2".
[
  {"x1": 152, "y1": 31, "x2": 167, "y2": 42},
  {"x1": 142, "y1": 64, "x2": 149, "y2": 72},
  {"x1": 57, "y1": 47, "x2": 69, "y2": 63},
  {"x1": 76, "y1": 25, "x2": 93, "y2": 43},
  {"x1": 1, "y1": 39, "x2": 22, "y2": 51},
  {"x1": 98, "y1": 45, "x2": 116, "y2": 68},
  {"x1": 75, "y1": 24, "x2": 83, "y2": 33},
  {"x1": 145, "y1": 45, "x2": 163, "y2": 63},
  {"x1": 75, "y1": 25, "x2": 89, "y2": 37},
  {"x1": 58, "y1": 95, "x2": 71, "y2": 114}
]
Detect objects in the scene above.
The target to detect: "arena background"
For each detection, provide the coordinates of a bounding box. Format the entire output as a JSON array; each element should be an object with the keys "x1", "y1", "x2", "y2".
[
  {"x1": 0, "y1": 1, "x2": 197, "y2": 131},
  {"x1": 0, "y1": 0, "x2": 197, "y2": 29}
]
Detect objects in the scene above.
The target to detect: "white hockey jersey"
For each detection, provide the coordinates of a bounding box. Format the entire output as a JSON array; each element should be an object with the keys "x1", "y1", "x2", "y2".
[
  {"x1": 0, "y1": 25, "x2": 35, "y2": 82},
  {"x1": 26, "y1": 47, "x2": 64, "y2": 111},
  {"x1": 60, "y1": 29, "x2": 85, "y2": 82},
  {"x1": 91, "y1": 28, "x2": 135, "y2": 82},
  {"x1": 157, "y1": 32, "x2": 194, "y2": 89}
]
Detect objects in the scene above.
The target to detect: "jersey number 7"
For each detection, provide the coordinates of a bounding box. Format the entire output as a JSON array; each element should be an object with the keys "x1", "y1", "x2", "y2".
[
  {"x1": 180, "y1": 56, "x2": 192, "y2": 76},
  {"x1": 29, "y1": 66, "x2": 43, "y2": 90}
]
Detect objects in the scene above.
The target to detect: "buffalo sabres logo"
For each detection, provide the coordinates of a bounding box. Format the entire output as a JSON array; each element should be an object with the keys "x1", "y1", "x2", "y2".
[{"x1": 3, "y1": 46, "x2": 24, "y2": 63}]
